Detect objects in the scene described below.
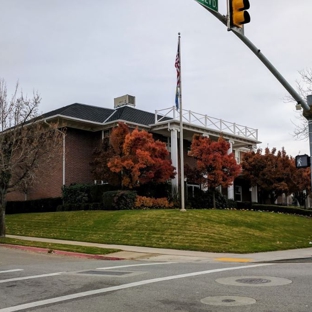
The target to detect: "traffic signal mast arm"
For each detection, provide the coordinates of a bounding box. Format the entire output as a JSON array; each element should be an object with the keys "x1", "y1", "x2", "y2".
[
  {"x1": 231, "y1": 28, "x2": 309, "y2": 111},
  {"x1": 196, "y1": 2, "x2": 309, "y2": 111}
]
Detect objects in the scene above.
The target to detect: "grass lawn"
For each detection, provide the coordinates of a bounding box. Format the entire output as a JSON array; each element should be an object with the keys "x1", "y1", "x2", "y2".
[{"x1": 4, "y1": 209, "x2": 312, "y2": 253}]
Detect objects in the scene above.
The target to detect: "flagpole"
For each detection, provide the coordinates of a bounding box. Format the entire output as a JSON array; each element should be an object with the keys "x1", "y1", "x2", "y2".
[{"x1": 178, "y1": 33, "x2": 186, "y2": 211}]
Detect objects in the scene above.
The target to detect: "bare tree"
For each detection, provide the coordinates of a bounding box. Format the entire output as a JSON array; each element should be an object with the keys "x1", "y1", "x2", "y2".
[
  {"x1": 285, "y1": 69, "x2": 312, "y2": 141},
  {"x1": 0, "y1": 80, "x2": 63, "y2": 237}
]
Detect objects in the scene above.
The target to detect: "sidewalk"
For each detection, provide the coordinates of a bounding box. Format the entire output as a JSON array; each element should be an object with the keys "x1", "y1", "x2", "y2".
[{"x1": 5, "y1": 235, "x2": 312, "y2": 263}]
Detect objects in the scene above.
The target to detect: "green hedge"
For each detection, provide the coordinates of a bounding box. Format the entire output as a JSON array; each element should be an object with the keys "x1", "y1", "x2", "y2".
[
  {"x1": 237, "y1": 201, "x2": 252, "y2": 209},
  {"x1": 62, "y1": 184, "x2": 118, "y2": 204},
  {"x1": 6, "y1": 198, "x2": 62, "y2": 214},
  {"x1": 251, "y1": 204, "x2": 312, "y2": 217},
  {"x1": 136, "y1": 183, "x2": 172, "y2": 198},
  {"x1": 57, "y1": 203, "x2": 103, "y2": 211},
  {"x1": 57, "y1": 190, "x2": 138, "y2": 211},
  {"x1": 188, "y1": 189, "x2": 227, "y2": 209}
]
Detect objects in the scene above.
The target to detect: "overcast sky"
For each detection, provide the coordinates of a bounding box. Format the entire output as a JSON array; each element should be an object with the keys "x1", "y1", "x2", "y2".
[{"x1": 1, "y1": 0, "x2": 312, "y2": 157}]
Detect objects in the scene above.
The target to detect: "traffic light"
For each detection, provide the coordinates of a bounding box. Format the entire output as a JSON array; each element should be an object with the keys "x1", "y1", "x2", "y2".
[{"x1": 229, "y1": 0, "x2": 251, "y2": 28}]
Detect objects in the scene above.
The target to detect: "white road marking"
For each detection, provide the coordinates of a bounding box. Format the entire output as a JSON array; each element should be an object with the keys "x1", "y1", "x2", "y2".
[
  {"x1": 0, "y1": 272, "x2": 63, "y2": 284},
  {"x1": 0, "y1": 263, "x2": 271, "y2": 312},
  {"x1": 0, "y1": 269, "x2": 23, "y2": 274},
  {"x1": 97, "y1": 262, "x2": 175, "y2": 270}
]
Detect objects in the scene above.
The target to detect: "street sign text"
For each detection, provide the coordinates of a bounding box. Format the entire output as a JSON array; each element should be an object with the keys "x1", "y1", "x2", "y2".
[{"x1": 195, "y1": 0, "x2": 218, "y2": 12}]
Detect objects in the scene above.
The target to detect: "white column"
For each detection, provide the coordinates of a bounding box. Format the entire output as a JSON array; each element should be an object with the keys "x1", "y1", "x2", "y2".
[
  {"x1": 170, "y1": 128, "x2": 179, "y2": 195},
  {"x1": 227, "y1": 140, "x2": 234, "y2": 200}
]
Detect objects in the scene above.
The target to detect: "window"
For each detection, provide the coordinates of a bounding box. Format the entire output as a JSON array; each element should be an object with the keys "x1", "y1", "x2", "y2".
[{"x1": 234, "y1": 185, "x2": 242, "y2": 202}]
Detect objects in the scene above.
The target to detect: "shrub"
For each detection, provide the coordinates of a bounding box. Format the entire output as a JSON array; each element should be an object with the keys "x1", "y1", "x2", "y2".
[
  {"x1": 188, "y1": 189, "x2": 227, "y2": 209},
  {"x1": 62, "y1": 183, "x2": 118, "y2": 204},
  {"x1": 62, "y1": 184, "x2": 89, "y2": 204},
  {"x1": 103, "y1": 190, "x2": 137, "y2": 210},
  {"x1": 237, "y1": 201, "x2": 252, "y2": 210},
  {"x1": 226, "y1": 199, "x2": 237, "y2": 209},
  {"x1": 135, "y1": 196, "x2": 173, "y2": 209},
  {"x1": 136, "y1": 183, "x2": 172, "y2": 199},
  {"x1": 89, "y1": 184, "x2": 118, "y2": 202}
]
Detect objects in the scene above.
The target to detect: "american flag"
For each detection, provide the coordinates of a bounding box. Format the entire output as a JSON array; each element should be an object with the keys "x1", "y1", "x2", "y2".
[{"x1": 175, "y1": 37, "x2": 180, "y2": 110}]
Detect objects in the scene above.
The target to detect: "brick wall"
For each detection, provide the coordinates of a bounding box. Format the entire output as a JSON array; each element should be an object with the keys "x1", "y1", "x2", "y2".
[
  {"x1": 7, "y1": 128, "x2": 102, "y2": 201},
  {"x1": 6, "y1": 140, "x2": 63, "y2": 201},
  {"x1": 65, "y1": 128, "x2": 101, "y2": 185}
]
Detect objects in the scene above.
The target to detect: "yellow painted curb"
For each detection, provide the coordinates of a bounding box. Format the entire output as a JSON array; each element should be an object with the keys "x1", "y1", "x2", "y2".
[{"x1": 215, "y1": 257, "x2": 252, "y2": 263}]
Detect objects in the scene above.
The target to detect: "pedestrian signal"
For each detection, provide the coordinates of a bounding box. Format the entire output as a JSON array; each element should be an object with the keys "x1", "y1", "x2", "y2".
[{"x1": 295, "y1": 154, "x2": 310, "y2": 169}]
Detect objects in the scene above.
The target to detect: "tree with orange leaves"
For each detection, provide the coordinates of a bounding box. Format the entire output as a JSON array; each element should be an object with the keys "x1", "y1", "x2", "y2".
[
  {"x1": 90, "y1": 122, "x2": 129, "y2": 186},
  {"x1": 241, "y1": 147, "x2": 311, "y2": 204},
  {"x1": 290, "y1": 162, "x2": 310, "y2": 206},
  {"x1": 93, "y1": 122, "x2": 176, "y2": 189},
  {"x1": 188, "y1": 134, "x2": 241, "y2": 207}
]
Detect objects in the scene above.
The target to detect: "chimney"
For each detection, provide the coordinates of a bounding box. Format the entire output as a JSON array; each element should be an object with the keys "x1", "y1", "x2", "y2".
[{"x1": 114, "y1": 95, "x2": 136, "y2": 108}]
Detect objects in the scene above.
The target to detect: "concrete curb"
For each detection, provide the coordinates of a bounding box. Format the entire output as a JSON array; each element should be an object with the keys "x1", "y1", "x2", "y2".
[
  {"x1": 3, "y1": 235, "x2": 312, "y2": 263},
  {"x1": 0, "y1": 244, "x2": 125, "y2": 261}
]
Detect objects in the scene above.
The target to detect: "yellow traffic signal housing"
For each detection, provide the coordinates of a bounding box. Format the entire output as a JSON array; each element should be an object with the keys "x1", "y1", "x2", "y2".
[{"x1": 229, "y1": 0, "x2": 251, "y2": 28}]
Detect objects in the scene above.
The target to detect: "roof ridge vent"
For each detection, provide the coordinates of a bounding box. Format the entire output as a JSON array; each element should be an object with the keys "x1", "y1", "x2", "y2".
[{"x1": 114, "y1": 95, "x2": 136, "y2": 108}]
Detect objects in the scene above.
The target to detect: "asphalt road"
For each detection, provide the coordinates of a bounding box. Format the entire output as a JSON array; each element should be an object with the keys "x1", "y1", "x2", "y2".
[{"x1": 0, "y1": 247, "x2": 311, "y2": 312}]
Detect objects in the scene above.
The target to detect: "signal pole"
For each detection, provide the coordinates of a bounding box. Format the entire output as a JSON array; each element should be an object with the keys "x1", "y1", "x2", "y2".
[{"x1": 305, "y1": 95, "x2": 312, "y2": 193}]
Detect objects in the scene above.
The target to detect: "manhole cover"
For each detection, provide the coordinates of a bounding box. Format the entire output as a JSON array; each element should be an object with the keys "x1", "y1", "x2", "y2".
[
  {"x1": 201, "y1": 296, "x2": 256, "y2": 306},
  {"x1": 236, "y1": 278, "x2": 271, "y2": 284},
  {"x1": 216, "y1": 276, "x2": 292, "y2": 287}
]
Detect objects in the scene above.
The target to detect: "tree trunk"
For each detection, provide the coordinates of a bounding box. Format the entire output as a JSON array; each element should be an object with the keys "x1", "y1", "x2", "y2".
[
  {"x1": 0, "y1": 206, "x2": 5, "y2": 237},
  {"x1": 0, "y1": 191, "x2": 7, "y2": 237}
]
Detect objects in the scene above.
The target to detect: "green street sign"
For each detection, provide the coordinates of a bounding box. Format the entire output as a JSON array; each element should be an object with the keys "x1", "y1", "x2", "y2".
[{"x1": 195, "y1": 0, "x2": 218, "y2": 12}]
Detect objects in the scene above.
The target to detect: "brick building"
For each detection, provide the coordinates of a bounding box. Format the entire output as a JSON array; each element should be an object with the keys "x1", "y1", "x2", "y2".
[{"x1": 7, "y1": 95, "x2": 260, "y2": 202}]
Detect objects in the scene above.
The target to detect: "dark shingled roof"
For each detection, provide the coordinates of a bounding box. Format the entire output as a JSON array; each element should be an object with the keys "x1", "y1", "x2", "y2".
[
  {"x1": 106, "y1": 105, "x2": 158, "y2": 125},
  {"x1": 43, "y1": 103, "x2": 171, "y2": 126},
  {"x1": 43, "y1": 103, "x2": 115, "y2": 123}
]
